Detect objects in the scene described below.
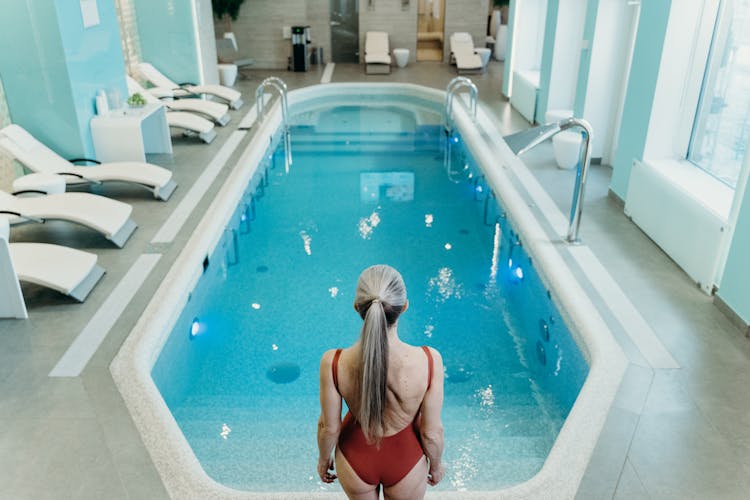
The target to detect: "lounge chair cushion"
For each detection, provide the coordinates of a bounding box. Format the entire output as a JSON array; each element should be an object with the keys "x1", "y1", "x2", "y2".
[
  {"x1": 450, "y1": 32, "x2": 483, "y2": 71},
  {"x1": 365, "y1": 31, "x2": 391, "y2": 65},
  {"x1": 0, "y1": 124, "x2": 175, "y2": 200},
  {"x1": 0, "y1": 190, "x2": 133, "y2": 240},
  {"x1": 166, "y1": 112, "x2": 214, "y2": 135},
  {"x1": 136, "y1": 62, "x2": 243, "y2": 109},
  {"x1": 127, "y1": 76, "x2": 230, "y2": 125},
  {"x1": 10, "y1": 242, "x2": 99, "y2": 295}
]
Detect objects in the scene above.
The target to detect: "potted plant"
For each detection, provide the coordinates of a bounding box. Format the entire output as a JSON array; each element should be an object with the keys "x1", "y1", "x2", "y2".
[{"x1": 212, "y1": 0, "x2": 246, "y2": 34}]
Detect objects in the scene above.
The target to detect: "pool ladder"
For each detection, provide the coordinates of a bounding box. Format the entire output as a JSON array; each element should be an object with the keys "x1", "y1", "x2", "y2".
[
  {"x1": 444, "y1": 77, "x2": 478, "y2": 132},
  {"x1": 444, "y1": 77, "x2": 478, "y2": 183},
  {"x1": 255, "y1": 77, "x2": 292, "y2": 172}
]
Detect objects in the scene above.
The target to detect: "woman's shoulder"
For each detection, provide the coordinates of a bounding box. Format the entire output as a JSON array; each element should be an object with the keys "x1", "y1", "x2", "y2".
[
  {"x1": 319, "y1": 348, "x2": 339, "y2": 369},
  {"x1": 320, "y1": 346, "x2": 356, "y2": 366},
  {"x1": 402, "y1": 343, "x2": 442, "y2": 362},
  {"x1": 424, "y1": 345, "x2": 443, "y2": 363}
]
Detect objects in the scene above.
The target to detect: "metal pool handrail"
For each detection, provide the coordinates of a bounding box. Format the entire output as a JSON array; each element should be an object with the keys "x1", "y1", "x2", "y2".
[
  {"x1": 444, "y1": 76, "x2": 478, "y2": 130},
  {"x1": 503, "y1": 117, "x2": 593, "y2": 244},
  {"x1": 255, "y1": 77, "x2": 292, "y2": 171}
]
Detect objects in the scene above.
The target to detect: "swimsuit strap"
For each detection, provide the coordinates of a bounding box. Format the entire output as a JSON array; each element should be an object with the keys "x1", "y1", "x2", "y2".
[
  {"x1": 332, "y1": 348, "x2": 343, "y2": 394},
  {"x1": 421, "y1": 345, "x2": 433, "y2": 391}
]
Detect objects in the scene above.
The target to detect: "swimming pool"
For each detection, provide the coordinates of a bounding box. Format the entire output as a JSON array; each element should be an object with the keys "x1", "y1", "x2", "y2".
[{"x1": 112, "y1": 83, "x2": 626, "y2": 499}]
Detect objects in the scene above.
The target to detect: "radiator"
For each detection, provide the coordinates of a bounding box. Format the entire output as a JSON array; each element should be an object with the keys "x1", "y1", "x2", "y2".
[
  {"x1": 510, "y1": 70, "x2": 539, "y2": 123},
  {"x1": 624, "y1": 160, "x2": 727, "y2": 294}
]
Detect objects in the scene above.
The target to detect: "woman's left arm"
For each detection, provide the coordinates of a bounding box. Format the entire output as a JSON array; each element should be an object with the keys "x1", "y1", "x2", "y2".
[{"x1": 317, "y1": 349, "x2": 342, "y2": 483}]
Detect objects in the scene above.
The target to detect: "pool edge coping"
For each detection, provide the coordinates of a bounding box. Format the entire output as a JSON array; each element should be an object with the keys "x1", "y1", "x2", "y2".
[{"x1": 110, "y1": 82, "x2": 628, "y2": 500}]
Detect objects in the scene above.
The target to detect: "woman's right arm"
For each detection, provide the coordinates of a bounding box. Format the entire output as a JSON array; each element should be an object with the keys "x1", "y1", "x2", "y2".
[
  {"x1": 420, "y1": 347, "x2": 445, "y2": 486},
  {"x1": 317, "y1": 349, "x2": 342, "y2": 483}
]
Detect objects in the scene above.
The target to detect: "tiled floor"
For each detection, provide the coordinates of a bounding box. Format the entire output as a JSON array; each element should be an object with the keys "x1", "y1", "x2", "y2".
[{"x1": 1, "y1": 60, "x2": 749, "y2": 499}]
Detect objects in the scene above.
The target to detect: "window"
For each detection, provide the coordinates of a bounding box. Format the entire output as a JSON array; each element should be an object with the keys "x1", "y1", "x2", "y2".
[{"x1": 688, "y1": 0, "x2": 750, "y2": 188}]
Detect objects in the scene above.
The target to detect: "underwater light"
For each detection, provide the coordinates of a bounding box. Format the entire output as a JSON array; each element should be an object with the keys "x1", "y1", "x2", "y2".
[
  {"x1": 190, "y1": 318, "x2": 202, "y2": 339},
  {"x1": 507, "y1": 258, "x2": 524, "y2": 281},
  {"x1": 475, "y1": 185, "x2": 483, "y2": 193},
  {"x1": 452, "y1": 136, "x2": 459, "y2": 143},
  {"x1": 240, "y1": 212, "x2": 247, "y2": 222}
]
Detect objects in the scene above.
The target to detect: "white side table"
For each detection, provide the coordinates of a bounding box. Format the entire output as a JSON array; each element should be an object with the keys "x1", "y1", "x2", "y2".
[
  {"x1": 90, "y1": 103, "x2": 173, "y2": 163},
  {"x1": 12, "y1": 173, "x2": 66, "y2": 196}
]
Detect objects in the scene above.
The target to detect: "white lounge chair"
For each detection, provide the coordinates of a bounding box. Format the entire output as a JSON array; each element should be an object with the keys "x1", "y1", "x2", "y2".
[
  {"x1": 365, "y1": 32, "x2": 392, "y2": 74},
  {"x1": 0, "y1": 218, "x2": 104, "y2": 318},
  {"x1": 126, "y1": 77, "x2": 217, "y2": 144},
  {"x1": 0, "y1": 189, "x2": 136, "y2": 248},
  {"x1": 0, "y1": 124, "x2": 177, "y2": 201},
  {"x1": 449, "y1": 32, "x2": 483, "y2": 74},
  {"x1": 127, "y1": 76, "x2": 231, "y2": 127},
  {"x1": 136, "y1": 62, "x2": 244, "y2": 110}
]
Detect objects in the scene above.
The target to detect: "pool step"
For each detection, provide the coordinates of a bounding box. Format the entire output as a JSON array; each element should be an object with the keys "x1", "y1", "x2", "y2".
[{"x1": 289, "y1": 130, "x2": 445, "y2": 153}]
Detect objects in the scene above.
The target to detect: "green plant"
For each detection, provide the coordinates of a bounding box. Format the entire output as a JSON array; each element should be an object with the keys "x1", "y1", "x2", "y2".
[
  {"x1": 127, "y1": 93, "x2": 146, "y2": 107},
  {"x1": 212, "y1": 0, "x2": 245, "y2": 22},
  {"x1": 212, "y1": 0, "x2": 246, "y2": 33}
]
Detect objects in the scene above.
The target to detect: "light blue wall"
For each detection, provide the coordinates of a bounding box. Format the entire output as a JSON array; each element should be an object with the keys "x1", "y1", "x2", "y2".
[
  {"x1": 55, "y1": 0, "x2": 128, "y2": 157},
  {"x1": 609, "y1": 0, "x2": 672, "y2": 199},
  {"x1": 133, "y1": 0, "x2": 201, "y2": 84},
  {"x1": 0, "y1": 0, "x2": 127, "y2": 158},
  {"x1": 719, "y1": 187, "x2": 750, "y2": 324},
  {"x1": 573, "y1": 0, "x2": 599, "y2": 117},
  {"x1": 0, "y1": 2, "x2": 77, "y2": 156},
  {"x1": 502, "y1": 0, "x2": 519, "y2": 97},
  {"x1": 536, "y1": 0, "x2": 560, "y2": 123}
]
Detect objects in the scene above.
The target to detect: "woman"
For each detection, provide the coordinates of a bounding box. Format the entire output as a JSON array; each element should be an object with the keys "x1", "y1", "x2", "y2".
[{"x1": 317, "y1": 265, "x2": 445, "y2": 500}]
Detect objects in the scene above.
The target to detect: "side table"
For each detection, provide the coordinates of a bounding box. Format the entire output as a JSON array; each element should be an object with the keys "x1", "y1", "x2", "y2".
[{"x1": 90, "y1": 103, "x2": 173, "y2": 163}]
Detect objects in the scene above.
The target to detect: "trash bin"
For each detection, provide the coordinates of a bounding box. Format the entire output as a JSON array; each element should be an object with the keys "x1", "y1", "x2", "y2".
[
  {"x1": 291, "y1": 26, "x2": 311, "y2": 71},
  {"x1": 310, "y1": 46, "x2": 324, "y2": 65}
]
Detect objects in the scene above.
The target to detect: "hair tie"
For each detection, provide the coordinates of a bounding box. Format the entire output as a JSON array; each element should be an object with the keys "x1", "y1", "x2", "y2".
[{"x1": 371, "y1": 298, "x2": 380, "y2": 305}]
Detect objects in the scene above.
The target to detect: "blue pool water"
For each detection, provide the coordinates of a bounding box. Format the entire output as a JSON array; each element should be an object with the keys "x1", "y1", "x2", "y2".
[{"x1": 152, "y1": 100, "x2": 589, "y2": 492}]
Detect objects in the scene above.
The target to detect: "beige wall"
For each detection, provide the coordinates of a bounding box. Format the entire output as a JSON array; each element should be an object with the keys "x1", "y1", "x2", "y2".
[
  {"x1": 214, "y1": 0, "x2": 330, "y2": 70},
  {"x1": 217, "y1": 0, "x2": 487, "y2": 68}
]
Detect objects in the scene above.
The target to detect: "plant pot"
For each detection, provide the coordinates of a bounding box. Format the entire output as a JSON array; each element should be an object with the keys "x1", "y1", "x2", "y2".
[
  {"x1": 494, "y1": 24, "x2": 507, "y2": 61},
  {"x1": 490, "y1": 9, "x2": 502, "y2": 38}
]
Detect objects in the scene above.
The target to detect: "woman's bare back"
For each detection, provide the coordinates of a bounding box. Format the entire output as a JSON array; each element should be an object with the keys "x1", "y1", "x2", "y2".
[{"x1": 336, "y1": 341, "x2": 430, "y2": 436}]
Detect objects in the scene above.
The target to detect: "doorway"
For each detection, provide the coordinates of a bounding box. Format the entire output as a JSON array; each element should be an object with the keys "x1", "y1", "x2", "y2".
[
  {"x1": 330, "y1": 0, "x2": 359, "y2": 63},
  {"x1": 417, "y1": 0, "x2": 445, "y2": 61}
]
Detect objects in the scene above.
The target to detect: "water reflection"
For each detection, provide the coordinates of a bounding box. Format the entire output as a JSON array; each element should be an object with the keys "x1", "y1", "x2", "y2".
[
  {"x1": 299, "y1": 230, "x2": 312, "y2": 255},
  {"x1": 358, "y1": 211, "x2": 381, "y2": 239},
  {"x1": 220, "y1": 423, "x2": 231, "y2": 440},
  {"x1": 426, "y1": 267, "x2": 464, "y2": 302}
]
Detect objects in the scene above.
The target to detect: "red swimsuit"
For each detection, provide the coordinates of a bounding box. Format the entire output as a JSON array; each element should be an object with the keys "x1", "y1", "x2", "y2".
[{"x1": 332, "y1": 346, "x2": 434, "y2": 487}]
